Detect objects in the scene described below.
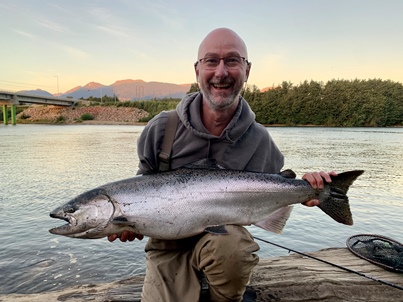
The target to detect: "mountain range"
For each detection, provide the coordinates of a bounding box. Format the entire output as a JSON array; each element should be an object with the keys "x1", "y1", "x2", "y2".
[{"x1": 19, "y1": 79, "x2": 192, "y2": 101}]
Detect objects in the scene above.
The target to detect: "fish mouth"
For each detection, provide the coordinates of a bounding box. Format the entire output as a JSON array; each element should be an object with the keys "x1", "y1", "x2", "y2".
[
  {"x1": 49, "y1": 213, "x2": 77, "y2": 235},
  {"x1": 49, "y1": 213, "x2": 69, "y2": 223}
]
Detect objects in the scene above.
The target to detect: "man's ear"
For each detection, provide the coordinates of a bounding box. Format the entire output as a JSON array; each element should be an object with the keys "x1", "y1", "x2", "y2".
[
  {"x1": 194, "y1": 64, "x2": 201, "y2": 85},
  {"x1": 194, "y1": 63, "x2": 199, "y2": 77},
  {"x1": 245, "y1": 61, "x2": 251, "y2": 82}
]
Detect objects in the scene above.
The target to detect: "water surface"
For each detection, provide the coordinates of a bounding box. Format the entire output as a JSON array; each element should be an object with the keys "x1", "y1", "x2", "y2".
[{"x1": 0, "y1": 125, "x2": 402, "y2": 294}]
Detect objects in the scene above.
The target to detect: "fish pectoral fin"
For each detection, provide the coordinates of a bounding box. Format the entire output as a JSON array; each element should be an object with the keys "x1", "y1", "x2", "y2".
[
  {"x1": 111, "y1": 216, "x2": 132, "y2": 225},
  {"x1": 204, "y1": 225, "x2": 229, "y2": 235},
  {"x1": 254, "y1": 206, "x2": 293, "y2": 234}
]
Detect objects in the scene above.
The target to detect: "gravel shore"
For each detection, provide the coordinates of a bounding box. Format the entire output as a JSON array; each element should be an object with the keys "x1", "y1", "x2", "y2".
[{"x1": 17, "y1": 105, "x2": 149, "y2": 124}]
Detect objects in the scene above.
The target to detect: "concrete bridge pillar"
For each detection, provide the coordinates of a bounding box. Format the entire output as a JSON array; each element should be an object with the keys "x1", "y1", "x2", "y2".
[
  {"x1": 2, "y1": 105, "x2": 8, "y2": 125},
  {"x1": 2, "y1": 104, "x2": 17, "y2": 125},
  {"x1": 11, "y1": 105, "x2": 17, "y2": 125}
]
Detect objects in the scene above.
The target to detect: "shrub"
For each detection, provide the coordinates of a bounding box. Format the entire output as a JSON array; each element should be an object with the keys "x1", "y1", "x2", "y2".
[
  {"x1": 55, "y1": 115, "x2": 66, "y2": 123},
  {"x1": 20, "y1": 113, "x2": 31, "y2": 119},
  {"x1": 80, "y1": 113, "x2": 94, "y2": 120}
]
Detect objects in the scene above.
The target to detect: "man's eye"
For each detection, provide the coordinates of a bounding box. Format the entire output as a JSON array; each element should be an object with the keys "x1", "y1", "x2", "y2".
[
  {"x1": 205, "y1": 58, "x2": 219, "y2": 64},
  {"x1": 226, "y1": 57, "x2": 239, "y2": 63},
  {"x1": 226, "y1": 57, "x2": 243, "y2": 66}
]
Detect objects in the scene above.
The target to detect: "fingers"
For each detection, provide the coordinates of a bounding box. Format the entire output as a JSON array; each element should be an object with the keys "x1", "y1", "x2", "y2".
[
  {"x1": 302, "y1": 171, "x2": 337, "y2": 189},
  {"x1": 119, "y1": 231, "x2": 132, "y2": 242},
  {"x1": 301, "y1": 170, "x2": 337, "y2": 207},
  {"x1": 302, "y1": 199, "x2": 320, "y2": 207},
  {"x1": 128, "y1": 232, "x2": 144, "y2": 241},
  {"x1": 108, "y1": 234, "x2": 118, "y2": 242},
  {"x1": 107, "y1": 231, "x2": 144, "y2": 242}
]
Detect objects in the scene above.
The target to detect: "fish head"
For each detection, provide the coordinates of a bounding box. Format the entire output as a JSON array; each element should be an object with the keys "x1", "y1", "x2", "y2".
[{"x1": 49, "y1": 188, "x2": 115, "y2": 239}]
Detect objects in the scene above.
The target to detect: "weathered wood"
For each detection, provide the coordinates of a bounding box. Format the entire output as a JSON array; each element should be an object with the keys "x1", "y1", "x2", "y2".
[
  {"x1": 1, "y1": 248, "x2": 402, "y2": 301},
  {"x1": 0, "y1": 277, "x2": 145, "y2": 302},
  {"x1": 251, "y1": 248, "x2": 403, "y2": 301}
]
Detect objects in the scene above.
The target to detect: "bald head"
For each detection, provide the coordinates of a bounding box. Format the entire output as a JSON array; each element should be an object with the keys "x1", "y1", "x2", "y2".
[
  {"x1": 195, "y1": 28, "x2": 251, "y2": 114},
  {"x1": 197, "y1": 28, "x2": 248, "y2": 60}
]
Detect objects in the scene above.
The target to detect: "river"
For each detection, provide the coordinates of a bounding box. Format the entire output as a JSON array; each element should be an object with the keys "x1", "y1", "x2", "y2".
[{"x1": 0, "y1": 124, "x2": 402, "y2": 294}]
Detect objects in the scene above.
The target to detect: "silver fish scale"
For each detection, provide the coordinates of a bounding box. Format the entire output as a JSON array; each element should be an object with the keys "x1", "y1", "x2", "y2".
[
  {"x1": 50, "y1": 167, "x2": 362, "y2": 239},
  {"x1": 103, "y1": 169, "x2": 314, "y2": 239}
]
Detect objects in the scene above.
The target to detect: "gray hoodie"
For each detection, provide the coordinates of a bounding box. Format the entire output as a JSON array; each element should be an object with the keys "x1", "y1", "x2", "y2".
[{"x1": 137, "y1": 92, "x2": 284, "y2": 175}]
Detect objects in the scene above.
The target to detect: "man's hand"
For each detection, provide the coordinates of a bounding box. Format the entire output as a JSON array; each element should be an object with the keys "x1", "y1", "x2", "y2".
[
  {"x1": 108, "y1": 231, "x2": 144, "y2": 242},
  {"x1": 301, "y1": 171, "x2": 338, "y2": 207}
]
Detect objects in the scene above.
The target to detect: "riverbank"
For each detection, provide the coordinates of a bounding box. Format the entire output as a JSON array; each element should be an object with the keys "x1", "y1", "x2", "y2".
[
  {"x1": 16, "y1": 105, "x2": 149, "y2": 124},
  {"x1": 2, "y1": 248, "x2": 402, "y2": 302},
  {"x1": 10, "y1": 105, "x2": 402, "y2": 127}
]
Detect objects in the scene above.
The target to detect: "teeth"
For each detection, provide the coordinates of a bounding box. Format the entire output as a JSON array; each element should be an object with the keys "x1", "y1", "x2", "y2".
[{"x1": 213, "y1": 84, "x2": 230, "y2": 88}]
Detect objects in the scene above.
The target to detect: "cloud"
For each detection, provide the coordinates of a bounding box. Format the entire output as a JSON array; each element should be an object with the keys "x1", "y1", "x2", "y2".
[
  {"x1": 13, "y1": 29, "x2": 37, "y2": 41},
  {"x1": 141, "y1": 2, "x2": 183, "y2": 28},
  {"x1": 95, "y1": 25, "x2": 130, "y2": 39},
  {"x1": 37, "y1": 20, "x2": 70, "y2": 34},
  {"x1": 12, "y1": 28, "x2": 87, "y2": 59},
  {"x1": 61, "y1": 45, "x2": 89, "y2": 59}
]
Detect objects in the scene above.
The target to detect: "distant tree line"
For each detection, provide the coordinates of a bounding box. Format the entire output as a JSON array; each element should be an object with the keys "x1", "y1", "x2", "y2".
[
  {"x1": 82, "y1": 79, "x2": 403, "y2": 126},
  {"x1": 244, "y1": 79, "x2": 403, "y2": 127}
]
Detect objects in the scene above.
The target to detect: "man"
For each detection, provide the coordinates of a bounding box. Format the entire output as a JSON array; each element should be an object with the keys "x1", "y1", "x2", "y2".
[{"x1": 109, "y1": 28, "x2": 335, "y2": 301}]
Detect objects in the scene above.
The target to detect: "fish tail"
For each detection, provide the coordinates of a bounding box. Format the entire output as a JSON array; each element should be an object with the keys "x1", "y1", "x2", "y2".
[{"x1": 317, "y1": 170, "x2": 364, "y2": 225}]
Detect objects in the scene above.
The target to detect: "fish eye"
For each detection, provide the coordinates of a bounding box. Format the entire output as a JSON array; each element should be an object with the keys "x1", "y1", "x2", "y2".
[{"x1": 64, "y1": 205, "x2": 76, "y2": 213}]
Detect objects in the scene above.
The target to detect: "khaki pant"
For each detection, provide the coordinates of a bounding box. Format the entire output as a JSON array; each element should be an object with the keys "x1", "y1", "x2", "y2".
[{"x1": 141, "y1": 225, "x2": 259, "y2": 302}]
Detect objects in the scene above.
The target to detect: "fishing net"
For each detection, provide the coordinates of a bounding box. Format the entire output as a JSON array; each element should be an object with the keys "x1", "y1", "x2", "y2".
[{"x1": 347, "y1": 234, "x2": 403, "y2": 273}]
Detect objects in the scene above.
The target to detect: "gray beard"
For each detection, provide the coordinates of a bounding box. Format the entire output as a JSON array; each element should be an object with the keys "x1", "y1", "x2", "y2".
[{"x1": 202, "y1": 89, "x2": 241, "y2": 111}]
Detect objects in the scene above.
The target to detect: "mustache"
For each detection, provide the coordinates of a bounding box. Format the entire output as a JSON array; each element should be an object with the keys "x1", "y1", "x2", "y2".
[{"x1": 209, "y1": 79, "x2": 234, "y2": 85}]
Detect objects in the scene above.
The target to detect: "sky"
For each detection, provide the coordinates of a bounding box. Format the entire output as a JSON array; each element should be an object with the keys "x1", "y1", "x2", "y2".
[{"x1": 1, "y1": 0, "x2": 402, "y2": 94}]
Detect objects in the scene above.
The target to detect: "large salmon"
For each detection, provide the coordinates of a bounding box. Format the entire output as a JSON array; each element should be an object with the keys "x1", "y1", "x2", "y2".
[{"x1": 49, "y1": 160, "x2": 363, "y2": 239}]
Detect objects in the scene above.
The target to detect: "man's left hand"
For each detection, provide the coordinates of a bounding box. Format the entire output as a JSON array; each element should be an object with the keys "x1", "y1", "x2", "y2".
[{"x1": 301, "y1": 171, "x2": 337, "y2": 207}]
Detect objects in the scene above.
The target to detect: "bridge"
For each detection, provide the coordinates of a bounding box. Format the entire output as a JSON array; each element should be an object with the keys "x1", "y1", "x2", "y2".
[{"x1": 0, "y1": 90, "x2": 77, "y2": 125}]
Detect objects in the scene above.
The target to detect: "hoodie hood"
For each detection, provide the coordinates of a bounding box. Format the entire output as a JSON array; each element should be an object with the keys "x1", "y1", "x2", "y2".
[{"x1": 176, "y1": 92, "x2": 256, "y2": 142}]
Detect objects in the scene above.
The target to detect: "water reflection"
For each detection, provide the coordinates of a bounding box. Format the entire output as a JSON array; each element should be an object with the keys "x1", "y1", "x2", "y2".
[{"x1": 0, "y1": 125, "x2": 402, "y2": 294}]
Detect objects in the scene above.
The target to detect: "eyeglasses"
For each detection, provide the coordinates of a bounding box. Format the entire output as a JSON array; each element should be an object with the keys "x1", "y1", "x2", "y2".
[{"x1": 195, "y1": 56, "x2": 249, "y2": 70}]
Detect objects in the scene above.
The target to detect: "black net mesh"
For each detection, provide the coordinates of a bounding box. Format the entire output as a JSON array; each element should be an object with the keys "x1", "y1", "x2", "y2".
[{"x1": 347, "y1": 234, "x2": 403, "y2": 273}]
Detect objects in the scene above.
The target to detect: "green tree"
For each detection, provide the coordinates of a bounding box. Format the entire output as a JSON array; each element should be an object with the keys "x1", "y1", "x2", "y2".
[{"x1": 187, "y1": 83, "x2": 200, "y2": 93}]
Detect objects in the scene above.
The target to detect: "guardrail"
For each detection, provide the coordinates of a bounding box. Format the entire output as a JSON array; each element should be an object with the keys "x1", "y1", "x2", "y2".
[
  {"x1": 0, "y1": 90, "x2": 77, "y2": 125},
  {"x1": 0, "y1": 90, "x2": 76, "y2": 106}
]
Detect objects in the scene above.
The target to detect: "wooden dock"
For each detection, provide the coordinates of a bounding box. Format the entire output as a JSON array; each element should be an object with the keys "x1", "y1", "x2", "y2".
[
  {"x1": 250, "y1": 247, "x2": 403, "y2": 301},
  {"x1": 1, "y1": 248, "x2": 402, "y2": 302}
]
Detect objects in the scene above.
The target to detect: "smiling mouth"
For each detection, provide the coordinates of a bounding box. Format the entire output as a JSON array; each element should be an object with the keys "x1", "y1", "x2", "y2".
[{"x1": 212, "y1": 83, "x2": 232, "y2": 89}]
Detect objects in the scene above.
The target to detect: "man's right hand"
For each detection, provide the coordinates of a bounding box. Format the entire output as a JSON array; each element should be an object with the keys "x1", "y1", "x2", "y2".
[{"x1": 108, "y1": 231, "x2": 144, "y2": 242}]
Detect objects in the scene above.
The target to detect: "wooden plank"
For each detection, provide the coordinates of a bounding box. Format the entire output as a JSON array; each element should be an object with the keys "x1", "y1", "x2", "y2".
[
  {"x1": 1, "y1": 248, "x2": 401, "y2": 301},
  {"x1": 251, "y1": 248, "x2": 403, "y2": 301},
  {"x1": 0, "y1": 276, "x2": 145, "y2": 302}
]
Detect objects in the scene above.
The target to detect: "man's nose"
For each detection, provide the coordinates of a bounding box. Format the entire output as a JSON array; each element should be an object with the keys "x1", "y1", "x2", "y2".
[{"x1": 214, "y1": 59, "x2": 229, "y2": 77}]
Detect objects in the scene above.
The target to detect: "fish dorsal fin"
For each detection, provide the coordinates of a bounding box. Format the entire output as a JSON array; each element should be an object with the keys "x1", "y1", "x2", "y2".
[
  {"x1": 204, "y1": 225, "x2": 229, "y2": 235},
  {"x1": 254, "y1": 206, "x2": 293, "y2": 234},
  {"x1": 183, "y1": 159, "x2": 224, "y2": 170},
  {"x1": 278, "y1": 169, "x2": 296, "y2": 179}
]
